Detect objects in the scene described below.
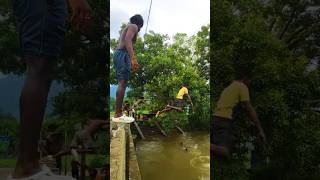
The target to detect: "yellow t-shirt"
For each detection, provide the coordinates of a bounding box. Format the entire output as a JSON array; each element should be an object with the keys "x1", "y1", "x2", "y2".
[
  {"x1": 214, "y1": 81, "x2": 250, "y2": 119},
  {"x1": 176, "y1": 87, "x2": 188, "y2": 99}
]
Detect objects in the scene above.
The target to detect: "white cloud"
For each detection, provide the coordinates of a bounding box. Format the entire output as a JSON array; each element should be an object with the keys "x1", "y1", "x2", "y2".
[{"x1": 110, "y1": 0, "x2": 210, "y2": 39}]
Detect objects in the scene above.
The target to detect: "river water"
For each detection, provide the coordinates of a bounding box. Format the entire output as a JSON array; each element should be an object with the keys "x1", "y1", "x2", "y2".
[{"x1": 136, "y1": 131, "x2": 210, "y2": 180}]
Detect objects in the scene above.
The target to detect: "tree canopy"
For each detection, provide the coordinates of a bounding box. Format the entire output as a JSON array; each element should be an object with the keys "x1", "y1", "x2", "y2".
[{"x1": 212, "y1": 0, "x2": 320, "y2": 179}]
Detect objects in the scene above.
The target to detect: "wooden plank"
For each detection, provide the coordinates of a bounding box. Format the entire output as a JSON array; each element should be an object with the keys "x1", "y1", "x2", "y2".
[
  {"x1": 154, "y1": 121, "x2": 167, "y2": 136},
  {"x1": 133, "y1": 121, "x2": 145, "y2": 139},
  {"x1": 166, "y1": 105, "x2": 184, "y2": 112},
  {"x1": 176, "y1": 126, "x2": 185, "y2": 135},
  {"x1": 54, "y1": 149, "x2": 95, "y2": 158}
]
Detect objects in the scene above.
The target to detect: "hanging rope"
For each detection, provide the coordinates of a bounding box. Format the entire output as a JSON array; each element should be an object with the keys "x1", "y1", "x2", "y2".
[{"x1": 145, "y1": 0, "x2": 153, "y2": 36}]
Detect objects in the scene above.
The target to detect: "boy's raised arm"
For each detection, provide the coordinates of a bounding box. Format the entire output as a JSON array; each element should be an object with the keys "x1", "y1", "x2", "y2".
[{"x1": 241, "y1": 101, "x2": 266, "y2": 143}]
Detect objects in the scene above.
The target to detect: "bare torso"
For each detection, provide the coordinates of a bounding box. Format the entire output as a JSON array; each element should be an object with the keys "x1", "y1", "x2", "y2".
[{"x1": 117, "y1": 24, "x2": 137, "y2": 49}]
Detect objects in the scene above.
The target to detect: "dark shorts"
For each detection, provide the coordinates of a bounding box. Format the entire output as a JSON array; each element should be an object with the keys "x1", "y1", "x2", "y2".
[
  {"x1": 113, "y1": 49, "x2": 131, "y2": 80},
  {"x1": 174, "y1": 99, "x2": 184, "y2": 107},
  {"x1": 211, "y1": 116, "x2": 233, "y2": 149},
  {"x1": 12, "y1": 0, "x2": 68, "y2": 60}
]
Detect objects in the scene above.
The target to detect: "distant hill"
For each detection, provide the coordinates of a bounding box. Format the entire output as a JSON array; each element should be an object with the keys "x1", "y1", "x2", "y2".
[
  {"x1": 0, "y1": 74, "x2": 64, "y2": 118},
  {"x1": 110, "y1": 84, "x2": 130, "y2": 98},
  {"x1": 0, "y1": 76, "x2": 131, "y2": 118}
]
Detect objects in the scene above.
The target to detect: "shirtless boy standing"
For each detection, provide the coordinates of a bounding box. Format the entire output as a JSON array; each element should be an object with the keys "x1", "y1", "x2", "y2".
[{"x1": 112, "y1": 15, "x2": 144, "y2": 123}]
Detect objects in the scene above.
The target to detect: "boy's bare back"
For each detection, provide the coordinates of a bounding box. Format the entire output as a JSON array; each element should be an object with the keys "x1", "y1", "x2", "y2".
[{"x1": 117, "y1": 24, "x2": 138, "y2": 49}]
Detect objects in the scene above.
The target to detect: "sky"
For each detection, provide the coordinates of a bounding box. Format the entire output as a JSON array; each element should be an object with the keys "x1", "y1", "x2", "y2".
[{"x1": 110, "y1": 0, "x2": 210, "y2": 39}]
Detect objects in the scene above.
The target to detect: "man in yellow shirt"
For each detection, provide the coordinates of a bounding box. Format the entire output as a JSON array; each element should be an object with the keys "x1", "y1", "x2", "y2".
[
  {"x1": 211, "y1": 71, "x2": 266, "y2": 158},
  {"x1": 156, "y1": 83, "x2": 194, "y2": 117}
]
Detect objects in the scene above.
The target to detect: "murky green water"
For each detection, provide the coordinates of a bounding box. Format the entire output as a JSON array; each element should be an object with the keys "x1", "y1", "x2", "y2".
[{"x1": 136, "y1": 132, "x2": 210, "y2": 180}]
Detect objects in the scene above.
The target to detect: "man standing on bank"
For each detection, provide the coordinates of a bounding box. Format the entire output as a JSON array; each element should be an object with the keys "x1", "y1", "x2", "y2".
[{"x1": 112, "y1": 15, "x2": 143, "y2": 123}]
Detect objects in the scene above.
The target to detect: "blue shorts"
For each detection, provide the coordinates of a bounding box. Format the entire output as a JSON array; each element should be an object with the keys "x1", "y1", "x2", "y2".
[
  {"x1": 12, "y1": 0, "x2": 68, "y2": 60},
  {"x1": 113, "y1": 49, "x2": 131, "y2": 81},
  {"x1": 174, "y1": 99, "x2": 185, "y2": 107}
]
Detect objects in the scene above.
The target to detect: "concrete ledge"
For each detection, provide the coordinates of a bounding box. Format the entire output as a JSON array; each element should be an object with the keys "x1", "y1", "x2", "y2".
[
  {"x1": 110, "y1": 123, "x2": 127, "y2": 180},
  {"x1": 111, "y1": 123, "x2": 142, "y2": 180}
]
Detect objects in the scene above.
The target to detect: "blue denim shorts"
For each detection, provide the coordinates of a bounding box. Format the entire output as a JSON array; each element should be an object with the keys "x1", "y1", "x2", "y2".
[
  {"x1": 113, "y1": 49, "x2": 131, "y2": 80},
  {"x1": 12, "y1": 0, "x2": 68, "y2": 60}
]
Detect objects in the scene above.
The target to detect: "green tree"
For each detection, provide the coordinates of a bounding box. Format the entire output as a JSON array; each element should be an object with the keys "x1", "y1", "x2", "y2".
[{"x1": 212, "y1": 0, "x2": 320, "y2": 179}]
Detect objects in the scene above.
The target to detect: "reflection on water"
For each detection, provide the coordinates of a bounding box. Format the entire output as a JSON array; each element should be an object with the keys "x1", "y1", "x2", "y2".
[{"x1": 136, "y1": 132, "x2": 210, "y2": 180}]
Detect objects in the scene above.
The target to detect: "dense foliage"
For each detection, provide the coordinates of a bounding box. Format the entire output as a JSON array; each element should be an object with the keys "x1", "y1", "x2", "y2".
[
  {"x1": 212, "y1": 0, "x2": 320, "y2": 179},
  {"x1": 0, "y1": 112, "x2": 18, "y2": 156}
]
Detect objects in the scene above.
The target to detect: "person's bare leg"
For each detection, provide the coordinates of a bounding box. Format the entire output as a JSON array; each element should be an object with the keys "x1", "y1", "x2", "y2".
[
  {"x1": 12, "y1": 56, "x2": 54, "y2": 178},
  {"x1": 211, "y1": 144, "x2": 230, "y2": 158},
  {"x1": 115, "y1": 80, "x2": 127, "y2": 118},
  {"x1": 86, "y1": 119, "x2": 109, "y2": 136},
  {"x1": 164, "y1": 107, "x2": 174, "y2": 112},
  {"x1": 156, "y1": 107, "x2": 173, "y2": 117}
]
